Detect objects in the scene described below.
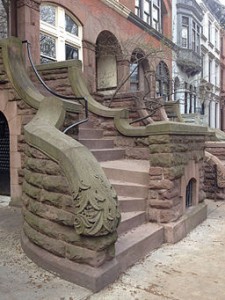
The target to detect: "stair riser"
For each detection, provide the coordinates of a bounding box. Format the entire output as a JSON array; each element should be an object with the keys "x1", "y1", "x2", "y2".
[
  {"x1": 103, "y1": 167, "x2": 149, "y2": 185},
  {"x1": 119, "y1": 199, "x2": 146, "y2": 212},
  {"x1": 79, "y1": 129, "x2": 103, "y2": 139},
  {"x1": 79, "y1": 139, "x2": 114, "y2": 149},
  {"x1": 118, "y1": 212, "x2": 146, "y2": 235},
  {"x1": 116, "y1": 227, "x2": 164, "y2": 272},
  {"x1": 92, "y1": 150, "x2": 125, "y2": 162},
  {"x1": 113, "y1": 184, "x2": 148, "y2": 198}
]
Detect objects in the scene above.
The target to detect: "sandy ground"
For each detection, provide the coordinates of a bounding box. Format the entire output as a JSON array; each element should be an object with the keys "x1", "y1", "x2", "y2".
[{"x1": 1, "y1": 198, "x2": 225, "y2": 300}]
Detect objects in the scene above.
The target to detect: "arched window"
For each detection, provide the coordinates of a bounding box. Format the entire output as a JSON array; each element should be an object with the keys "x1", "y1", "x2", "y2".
[
  {"x1": 130, "y1": 50, "x2": 150, "y2": 92},
  {"x1": 156, "y1": 61, "x2": 170, "y2": 101},
  {"x1": 40, "y1": 4, "x2": 82, "y2": 63}
]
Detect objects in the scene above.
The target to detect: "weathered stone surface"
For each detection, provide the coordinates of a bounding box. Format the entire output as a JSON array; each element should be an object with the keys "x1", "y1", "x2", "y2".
[
  {"x1": 23, "y1": 222, "x2": 66, "y2": 257},
  {"x1": 40, "y1": 190, "x2": 73, "y2": 208},
  {"x1": 23, "y1": 180, "x2": 41, "y2": 200},
  {"x1": 42, "y1": 175, "x2": 71, "y2": 194},
  {"x1": 23, "y1": 207, "x2": 80, "y2": 242},
  {"x1": 164, "y1": 166, "x2": 185, "y2": 180},
  {"x1": 149, "y1": 143, "x2": 188, "y2": 154},
  {"x1": 150, "y1": 153, "x2": 189, "y2": 167},
  {"x1": 125, "y1": 147, "x2": 149, "y2": 160},
  {"x1": 23, "y1": 207, "x2": 117, "y2": 251},
  {"x1": 24, "y1": 169, "x2": 44, "y2": 188},
  {"x1": 27, "y1": 198, "x2": 75, "y2": 226},
  {"x1": 25, "y1": 157, "x2": 61, "y2": 175},
  {"x1": 148, "y1": 135, "x2": 171, "y2": 144},
  {"x1": 65, "y1": 243, "x2": 113, "y2": 267},
  {"x1": 149, "y1": 179, "x2": 174, "y2": 190},
  {"x1": 149, "y1": 167, "x2": 163, "y2": 176}
]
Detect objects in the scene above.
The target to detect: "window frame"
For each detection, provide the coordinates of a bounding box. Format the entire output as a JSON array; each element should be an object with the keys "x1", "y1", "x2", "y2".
[
  {"x1": 179, "y1": 14, "x2": 201, "y2": 54},
  {"x1": 40, "y1": 4, "x2": 82, "y2": 63},
  {"x1": 135, "y1": 0, "x2": 162, "y2": 32}
]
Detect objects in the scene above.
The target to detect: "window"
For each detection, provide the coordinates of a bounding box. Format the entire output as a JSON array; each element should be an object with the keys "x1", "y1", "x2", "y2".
[
  {"x1": 201, "y1": 54, "x2": 205, "y2": 78},
  {"x1": 135, "y1": 0, "x2": 162, "y2": 32},
  {"x1": 180, "y1": 16, "x2": 200, "y2": 54},
  {"x1": 209, "y1": 59, "x2": 212, "y2": 83},
  {"x1": 215, "y1": 63, "x2": 219, "y2": 87},
  {"x1": 40, "y1": 4, "x2": 82, "y2": 63},
  {"x1": 215, "y1": 28, "x2": 218, "y2": 49},
  {"x1": 182, "y1": 17, "x2": 189, "y2": 48},
  {"x1": 156, "y1": 61, "x2": 169, "y2": 101},
  {"x1": 184, "y1": 83, "x2": 197, "y2": 114},
  {"x1": 208, "y1": 21, "x2": 212, "y2": 43},
  {"x1": 130, "y1": 62, "x2": 139, "y2": 91}
]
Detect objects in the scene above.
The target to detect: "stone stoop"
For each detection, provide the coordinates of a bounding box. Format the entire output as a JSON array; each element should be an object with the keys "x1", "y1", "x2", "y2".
[
  {"x1": 75, "y1": 124, "x2": 165, "y2": 291},
  {"x1": 78, "y1": 124, "x2": 125, "y2": 162}
]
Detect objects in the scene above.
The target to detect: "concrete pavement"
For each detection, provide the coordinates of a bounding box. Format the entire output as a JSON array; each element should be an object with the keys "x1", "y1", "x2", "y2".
[{"x1": 0, "y1": 198, "x2": 225, "y2": 300}]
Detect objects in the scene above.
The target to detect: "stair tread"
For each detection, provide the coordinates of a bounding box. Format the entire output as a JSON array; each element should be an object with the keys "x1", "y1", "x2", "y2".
[
  {"x1": 110, "y1": 179, "x2": 148, "y2": 187},
  {"x1": 100, "y1": 159, "x2": 149, "y2": 173},
  {"x1": 116, "y1": 222, "x2": 163, "y2": 254},
  {"x1": 118, "y1": 196, "x2": 145, "y2": 201},
  {"x1": 91, "y1": 148, "x2": 124, "y2": 151},
  {"x1": 120, "y1": 211, "x2": 145, "y2": 222}
]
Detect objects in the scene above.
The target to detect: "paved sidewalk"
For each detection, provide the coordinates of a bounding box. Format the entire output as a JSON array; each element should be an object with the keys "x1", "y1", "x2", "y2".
[{"x1": 0, "y1": 199, "x2": 225, "y2": 300}]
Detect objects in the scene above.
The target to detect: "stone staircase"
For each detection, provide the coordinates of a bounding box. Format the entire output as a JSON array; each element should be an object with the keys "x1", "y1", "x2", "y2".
[{"x1": 78, "y1": 122, "x2": 164, "y2": 275}]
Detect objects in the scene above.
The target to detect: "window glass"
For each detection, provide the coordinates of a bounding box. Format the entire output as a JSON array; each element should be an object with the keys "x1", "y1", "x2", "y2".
[
  {"x1": 65, "y1": 44, "x2": 78, "y2": 60},
  {"x1": 130, "y1": 62, "x2": 139, "y2": 91},
  {"x1": 40, "y1": 33, "x2": 56, "y2": 63},
  {"x1": 65, "y1": 14, "x2": 78, "y2": 36},
  {"x1": 40, "y1": 5, "x2": 56, "y2": 26}
]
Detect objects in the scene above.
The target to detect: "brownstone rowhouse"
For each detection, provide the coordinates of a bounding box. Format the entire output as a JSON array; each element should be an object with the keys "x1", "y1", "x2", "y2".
[{"x1": 1, "y1": 0, "x2": 173, "y2": 203}]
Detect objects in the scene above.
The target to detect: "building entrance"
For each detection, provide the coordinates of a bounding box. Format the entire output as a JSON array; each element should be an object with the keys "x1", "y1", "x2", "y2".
[{"x1": 0, "y1": 112, "x2": 10, "y2": 195}]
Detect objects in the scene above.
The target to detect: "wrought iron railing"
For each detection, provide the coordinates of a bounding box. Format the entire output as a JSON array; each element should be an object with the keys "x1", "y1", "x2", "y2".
[{"x1": 22, "y1": 40, "x2": 88, "y2": 134}]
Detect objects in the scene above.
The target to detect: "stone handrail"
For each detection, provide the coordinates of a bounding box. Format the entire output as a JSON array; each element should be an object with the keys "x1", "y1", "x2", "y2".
[
  {"x1": 1, "y1": 37, "x2": 120, "y2": 237},
  {"x1": 205, "y1": 151, "x2": 225, "y2": 188}
]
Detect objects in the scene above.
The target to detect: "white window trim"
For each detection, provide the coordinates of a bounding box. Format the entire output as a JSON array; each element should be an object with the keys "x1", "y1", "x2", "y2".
[{"x1": 40, "y1": 4, "x2": 83, "y2": 62}]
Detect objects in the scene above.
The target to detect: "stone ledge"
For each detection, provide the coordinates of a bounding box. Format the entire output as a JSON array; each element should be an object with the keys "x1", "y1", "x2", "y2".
[{"x1": 163, "y1": 202, "x2": 207, "y2": 243}]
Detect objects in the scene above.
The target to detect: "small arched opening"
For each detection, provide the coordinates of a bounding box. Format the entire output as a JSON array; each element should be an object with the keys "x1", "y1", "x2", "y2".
[
  {"x1": 186, "y1": 178, "x2": 196, "y2": 208},
  {"x1": 0, "y1": 111, "x2": 10, "y2": 195}
]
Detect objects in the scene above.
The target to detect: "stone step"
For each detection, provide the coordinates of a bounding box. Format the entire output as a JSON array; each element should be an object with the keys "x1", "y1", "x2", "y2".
[
  {"x1": 79, "y1": 138, "x2": 114, "y2": 149},
  {"x1": 91, "y1": 149, "x2": 125, "y2": 162},
  {"x1": 116, "y1": 222, "x2": 164, "y2": 273},
  {"x1": 118, "y1": 211, "x2": 146, "y2": 235},
  {"x1": 118, "y1": 196, "x2": 146, "y2": 212},
  {"x1": 101, "y1": 159, "x2": 149, "y2": 185},
  {"x1": 111, "y1": 180, "x2": 148, "y2": 198},
  {"x1": 79, "y1": 128, "x2": 103, "y2": 139}
]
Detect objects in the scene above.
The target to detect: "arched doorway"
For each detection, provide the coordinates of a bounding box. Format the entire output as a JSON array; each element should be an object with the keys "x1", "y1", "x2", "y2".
[{"x1": 0, "y1": 111, "x2": 10, "y2": 195}]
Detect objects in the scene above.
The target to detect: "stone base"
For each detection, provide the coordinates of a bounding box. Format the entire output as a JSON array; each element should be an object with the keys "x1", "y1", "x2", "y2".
[
  {"x1": 21, "y1": 232, "x2": 120, "y2": 292},
  {"x1": 9, "y1": 196, "x2": 22, "y2": 207},
  {"x1": 163, "y1": 202, "x2": 207, "y2": 244}
]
